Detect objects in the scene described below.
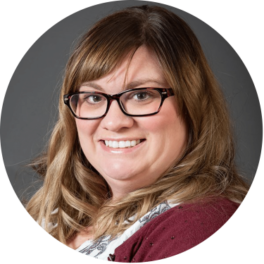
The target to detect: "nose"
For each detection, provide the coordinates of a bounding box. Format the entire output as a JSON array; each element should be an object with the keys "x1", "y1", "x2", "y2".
[{"x1": 101, "y1": 100, "x2": 134, "y2": 131}]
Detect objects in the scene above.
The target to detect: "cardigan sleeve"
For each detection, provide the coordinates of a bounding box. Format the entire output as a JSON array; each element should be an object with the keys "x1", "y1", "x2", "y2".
[{"x1": 113, "y1": 198, "x2": 239, "y2": 262}]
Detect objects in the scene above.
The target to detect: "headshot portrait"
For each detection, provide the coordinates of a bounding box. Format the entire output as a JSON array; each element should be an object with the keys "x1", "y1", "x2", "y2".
[{"x1": 0, "y1": 1, "x2": 263, "y2": 263}]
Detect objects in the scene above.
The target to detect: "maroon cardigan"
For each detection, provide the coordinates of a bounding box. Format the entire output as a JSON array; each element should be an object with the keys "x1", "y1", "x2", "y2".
[{"x1": 109, "y1": 198, "x2": 239, "y2": 262}]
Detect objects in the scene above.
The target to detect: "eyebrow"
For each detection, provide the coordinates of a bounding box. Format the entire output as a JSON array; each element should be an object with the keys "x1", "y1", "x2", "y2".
[
  {"x1": 80, "y1": 79, "x2": 168, "y2": 92},
  {"x1": 80, "y1": 82, "x2": 104, "y2": 91}
]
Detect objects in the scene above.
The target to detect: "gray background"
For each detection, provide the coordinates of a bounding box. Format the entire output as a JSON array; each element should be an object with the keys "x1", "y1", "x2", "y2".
[{"x1": 0, "y1": 1, "x2": 262, "y2": 203}]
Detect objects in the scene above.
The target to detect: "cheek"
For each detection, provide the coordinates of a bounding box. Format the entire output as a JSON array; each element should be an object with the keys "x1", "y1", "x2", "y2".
[
  {"x1": 138, "y1": 99, "x2": 184, "y2": 135},
  {"x1": 137, "y1": 100, "x2": 187, "y2": 156},
  {"x1": 139, "y1": 114, "x2": 186, "y2": 142},
  {"x1": 75, "y1": 119, "x2": 100, "y2": 144}
]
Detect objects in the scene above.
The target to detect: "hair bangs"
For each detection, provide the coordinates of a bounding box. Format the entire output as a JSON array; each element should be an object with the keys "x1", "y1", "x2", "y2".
[{"x1": 66, "y1": 13, "x2": 147, "y2": 93}]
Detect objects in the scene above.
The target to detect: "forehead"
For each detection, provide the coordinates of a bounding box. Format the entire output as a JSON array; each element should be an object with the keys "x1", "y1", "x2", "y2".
[{"x1": 79, "y1": 46, "x2": 168, "y2": 93}]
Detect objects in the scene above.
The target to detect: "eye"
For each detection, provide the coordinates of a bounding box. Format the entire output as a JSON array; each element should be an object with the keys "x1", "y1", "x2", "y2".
[
  {"x1": 126, "y1": 90, "x2": 159, "y2": 102},
  {"x1": 84, "y1": 94, "x2": 105, "y2": 104},
  {"x1": 133, "y1": 91, "x2": 150, "y2": 101}
]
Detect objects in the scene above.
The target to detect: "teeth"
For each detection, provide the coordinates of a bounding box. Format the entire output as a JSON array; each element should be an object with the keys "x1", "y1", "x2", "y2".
[{"x1": 104, "y1": 140, "x2": 141, "y2": 148}]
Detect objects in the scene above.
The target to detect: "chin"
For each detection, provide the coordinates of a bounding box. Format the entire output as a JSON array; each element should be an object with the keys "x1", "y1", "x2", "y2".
[{"x1": 101, "y1": 168, "x2": 135, "y2": 181}]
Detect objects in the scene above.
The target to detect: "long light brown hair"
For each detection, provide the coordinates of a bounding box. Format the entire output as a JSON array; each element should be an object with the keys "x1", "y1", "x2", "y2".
[{"x1": 26, "y1": 5, "x2": 248, "y2": 243}]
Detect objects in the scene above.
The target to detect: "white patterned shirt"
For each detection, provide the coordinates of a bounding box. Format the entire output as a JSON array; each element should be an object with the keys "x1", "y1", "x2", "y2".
[{"x1": 76, "y1": 201, "x2": 179, "y2": 260}]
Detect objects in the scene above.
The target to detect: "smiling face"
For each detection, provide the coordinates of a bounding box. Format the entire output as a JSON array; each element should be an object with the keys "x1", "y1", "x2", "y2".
[{"x1": 75, "y1": 46, "x2": 188, "y2": 199}]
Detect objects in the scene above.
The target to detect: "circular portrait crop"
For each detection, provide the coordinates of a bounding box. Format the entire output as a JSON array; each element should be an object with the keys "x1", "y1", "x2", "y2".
[{"x1": 0, "y1": 1, "x2": 262, "y2": 263}]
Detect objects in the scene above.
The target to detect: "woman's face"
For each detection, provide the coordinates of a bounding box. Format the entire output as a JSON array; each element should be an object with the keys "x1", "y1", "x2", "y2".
[{"x1": 76, "y1": 46, "x2": 187, "y2": 198}]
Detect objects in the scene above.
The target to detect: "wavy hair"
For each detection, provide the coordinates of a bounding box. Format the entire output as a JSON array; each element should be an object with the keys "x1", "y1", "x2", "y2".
[{"x1": 26, "y1": 5, "x2": 248, "y2": 244}]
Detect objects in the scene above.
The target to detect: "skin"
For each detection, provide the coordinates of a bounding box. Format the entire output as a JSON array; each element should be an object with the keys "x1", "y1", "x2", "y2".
[
  {"x1": 67, "y1": 45, "x2": 188, "y2": 249},
  {"x1": 76, "y1": 45, "x2": 188, "y2": 199}
]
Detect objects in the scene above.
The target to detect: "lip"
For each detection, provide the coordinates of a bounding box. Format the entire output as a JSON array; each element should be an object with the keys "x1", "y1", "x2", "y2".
[
  {"x1": 99, "y1": 138, "x2": 144, "y2": 141},
  {"x1": 99, "y1": 139, "x2": 146, "y2": 154}
]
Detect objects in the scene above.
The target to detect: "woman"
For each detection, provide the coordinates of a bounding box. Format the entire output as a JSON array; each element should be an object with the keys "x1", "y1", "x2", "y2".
[{"x1": 26, "y1": 5, "x2": 248, "y2": 261}]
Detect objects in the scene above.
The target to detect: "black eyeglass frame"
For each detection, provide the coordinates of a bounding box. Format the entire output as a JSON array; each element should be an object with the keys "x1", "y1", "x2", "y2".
[{"x1": 63, "y1": 87, "x2": 174, "y2": 120}]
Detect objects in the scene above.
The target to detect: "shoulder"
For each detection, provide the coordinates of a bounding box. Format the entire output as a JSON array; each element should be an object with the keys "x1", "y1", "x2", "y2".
[{"x1": 114, "y1": 197, "x2": 239, "y2": 262}]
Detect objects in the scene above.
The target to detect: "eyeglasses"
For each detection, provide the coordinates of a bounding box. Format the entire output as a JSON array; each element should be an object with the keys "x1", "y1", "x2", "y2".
[{"x1": 64, "y1": 87, "x2": 174, "y2": 120}]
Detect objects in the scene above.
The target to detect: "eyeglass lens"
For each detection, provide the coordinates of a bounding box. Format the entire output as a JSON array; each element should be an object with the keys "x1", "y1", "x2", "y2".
[{"x1": 69, "y1": 89, "x2": 162, "y2": 118}]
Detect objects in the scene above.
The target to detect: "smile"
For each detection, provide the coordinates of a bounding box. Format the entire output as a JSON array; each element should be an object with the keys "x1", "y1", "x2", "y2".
[{"x1": 103, "y1": 139, "x2": 144, "y2": 149}]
